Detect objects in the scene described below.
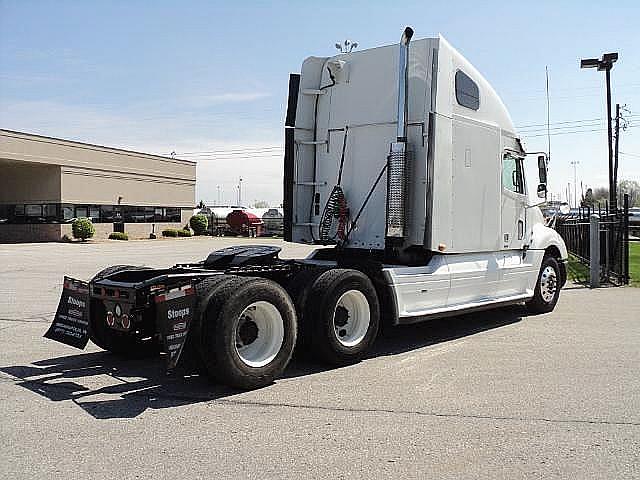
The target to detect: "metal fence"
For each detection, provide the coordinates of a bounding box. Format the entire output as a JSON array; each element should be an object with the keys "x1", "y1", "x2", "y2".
[{"x1": 555, "y1": 194, "x2": 630, "y2": 285}]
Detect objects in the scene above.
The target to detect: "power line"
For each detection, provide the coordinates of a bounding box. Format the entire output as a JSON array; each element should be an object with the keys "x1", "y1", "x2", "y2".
[
  {"x1": 516, "y1": 114, "x2": 639, "y2": 130},
  {"x1": 180, "y1": 153, "x2": 284, "y2": 161},
  {"x1": 520, "y1": 122, "x2": 605, "y2": 134},
  {"x1": 177, "y1": 150, "x2": 282, "y2": 158},
  {"x1": 517, "y1": 117, "x2": 604, "y2": 129},
  {"x1": 177, "y1": 146, "x2": 282, "y2": 155},
  {"x1": 522, "y1": 124, "x2": 639, "y2": 138}
]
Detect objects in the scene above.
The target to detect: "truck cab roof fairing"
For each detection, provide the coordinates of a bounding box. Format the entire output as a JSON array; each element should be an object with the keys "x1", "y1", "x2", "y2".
[{"x1": 436, "y1": 35, "x2": 516, "y2": 136}]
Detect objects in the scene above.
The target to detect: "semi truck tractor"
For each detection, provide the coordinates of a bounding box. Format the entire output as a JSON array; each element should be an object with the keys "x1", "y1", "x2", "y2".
[{"x1": 45, "y1": 27, "x2": 568, "y2": 390}]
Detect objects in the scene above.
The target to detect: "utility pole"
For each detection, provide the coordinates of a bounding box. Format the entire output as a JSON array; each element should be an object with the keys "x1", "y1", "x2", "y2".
[
  {"x1": 580, "y1": 52, "x2": 618, "y2": 210},
  {"x1": 237, "y1": 177, "x2": 243, "y2": 205},
  {"x1": 614, "y1": 103, "x2": 620, "y2": 207}
]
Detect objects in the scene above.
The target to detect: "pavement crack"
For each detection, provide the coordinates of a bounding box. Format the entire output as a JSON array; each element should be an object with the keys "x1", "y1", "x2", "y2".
[
  {"x1": 5, "y1": 372, "x2": 636, "y2": 428},
  {"x1": 0, "y1": 317, "x2": 53, "y2": 324},
  {"x1": 212, "y1": 398, "x2": 640, "y2": 427}
]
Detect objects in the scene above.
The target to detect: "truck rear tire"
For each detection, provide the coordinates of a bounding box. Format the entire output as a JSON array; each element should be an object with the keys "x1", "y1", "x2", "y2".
[
  {"x1": 526, "y1": 255, "x2": 561, "y2": 314},
  {"x1": 181, "y1": 275, "x2": 237, "y2": 371},
  {"x1": 305, "y1": 269, "x2": 380, "y2": 366},
  {"x1": 89, "y1": 265, "x2": 160, "y2": 357},
  {"x1": 198, "y1": 276, "x2": 297, "y2": 389}
]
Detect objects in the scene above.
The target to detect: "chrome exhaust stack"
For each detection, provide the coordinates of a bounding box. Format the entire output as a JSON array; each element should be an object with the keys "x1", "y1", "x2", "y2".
[{"x1": 386, "y1": 26, "x2": 414, "y2": 241}]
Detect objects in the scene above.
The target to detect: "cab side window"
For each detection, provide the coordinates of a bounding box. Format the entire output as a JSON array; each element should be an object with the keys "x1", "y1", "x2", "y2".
[{"x1": 502, "y1": 154, "x2": 525, "y2": 194}]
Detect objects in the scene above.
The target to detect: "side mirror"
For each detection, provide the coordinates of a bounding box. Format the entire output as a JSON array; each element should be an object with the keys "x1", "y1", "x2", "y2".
[
  {"x1": 537, "y1": 155, "x2": 548, "y2": 184},
  {"x1": 537, "y1": 183, "x2": 547, "y2": 199}
]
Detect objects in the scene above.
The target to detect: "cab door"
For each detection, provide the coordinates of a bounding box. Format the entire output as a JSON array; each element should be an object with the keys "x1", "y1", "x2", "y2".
[
  {"x1": 497, "y1": 152, "x2": 529, "y2": 297},
  {"x1": 500, "y1": 152, "x2": 527, "y2": 251}
]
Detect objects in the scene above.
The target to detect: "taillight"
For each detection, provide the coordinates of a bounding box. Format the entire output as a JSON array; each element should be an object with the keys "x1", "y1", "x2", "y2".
[{"x1": 106, "y1": 312, "x2": 114, "y2": 326}]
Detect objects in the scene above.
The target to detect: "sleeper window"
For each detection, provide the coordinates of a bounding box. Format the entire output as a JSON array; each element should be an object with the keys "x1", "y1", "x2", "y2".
[{"x1": 455, "y1": 70, "x2": 480, "y2": 110}]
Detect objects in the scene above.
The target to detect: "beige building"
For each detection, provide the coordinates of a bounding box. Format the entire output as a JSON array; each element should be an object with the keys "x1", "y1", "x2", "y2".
[{"x1": 0, "y1": 129, "x2": 196, "y2": 242}]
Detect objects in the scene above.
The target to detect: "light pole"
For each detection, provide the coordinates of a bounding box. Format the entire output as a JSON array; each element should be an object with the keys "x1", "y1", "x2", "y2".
[
  {"x1": 580, "y1": 52, "x2": 618, "y2": 209},
  {"x1": 571, "y1": 160, "x2": 580, "y2": 207},
  {"x1": 216, "y1": 185, "x2": 221, "y2": 205},
  {"x1": 237, "y1": 177, "x2": 243, "y2": 206}
]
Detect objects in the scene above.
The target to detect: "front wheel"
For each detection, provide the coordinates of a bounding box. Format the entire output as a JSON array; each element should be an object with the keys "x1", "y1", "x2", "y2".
[{"x1": 526, "y1": 256, "x2": 561, "y2": 314}]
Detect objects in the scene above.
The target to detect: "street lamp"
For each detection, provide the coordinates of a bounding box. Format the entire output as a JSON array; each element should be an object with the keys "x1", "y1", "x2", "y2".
[
  {"x1": 570, "y1": 160, "x2": 580, "y2": 208},
  {"x1": 580, "y1": 52, "x2": 619, "y2": 209}
]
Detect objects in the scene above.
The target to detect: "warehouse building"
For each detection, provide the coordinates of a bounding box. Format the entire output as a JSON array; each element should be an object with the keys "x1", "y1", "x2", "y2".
[{"x1": 0, "y1": 129, "x2": 196, "y2": 242}]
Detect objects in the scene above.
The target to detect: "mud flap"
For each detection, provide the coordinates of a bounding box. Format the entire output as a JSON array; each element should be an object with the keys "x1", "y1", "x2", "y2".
[
  {"x1": 44, "y1": 276, "x2": 91, "y2": 349},
  {"x1": 155, "y1": 283, "x2": 196, "y2": 370}
]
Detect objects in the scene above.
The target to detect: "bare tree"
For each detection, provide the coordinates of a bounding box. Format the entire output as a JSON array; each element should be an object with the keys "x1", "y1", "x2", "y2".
[{"x1": 618, "y1": 179, "x2": 640, "y2": 207}]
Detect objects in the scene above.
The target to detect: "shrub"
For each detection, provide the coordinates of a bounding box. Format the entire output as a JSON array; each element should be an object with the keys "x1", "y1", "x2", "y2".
[
  {"x1": 72, "y1": 217, "x2": 95, "y2": 241},
  {"x1": 189, "y1": 214, "x2": 208, "y2": 235},
  {"x1": 108, "y1": 232, "x2": 129, "y2": 241},
  {"x1": 177, "y1": 229, "x2": 192, "y2": 237},
  {"x1": 162, "y1": 228, "x2": 178, "y2": 237}
]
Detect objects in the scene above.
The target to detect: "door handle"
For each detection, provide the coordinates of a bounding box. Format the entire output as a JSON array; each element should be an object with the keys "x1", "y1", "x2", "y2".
[{"x1": 517, "y1": 220, "x2": 524, "y2": 240}]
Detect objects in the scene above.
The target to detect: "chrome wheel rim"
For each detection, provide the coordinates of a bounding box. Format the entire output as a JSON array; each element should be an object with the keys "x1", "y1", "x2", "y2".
[
  {"x1": 234, "y1": 301, "x2": 284, "y2": 368},
  {"x1": 540, "y1": 265, "x2": 558, "y2": 303},
  {"x1": 333, "y1": 290, "x2": 370, "y2": 347}
]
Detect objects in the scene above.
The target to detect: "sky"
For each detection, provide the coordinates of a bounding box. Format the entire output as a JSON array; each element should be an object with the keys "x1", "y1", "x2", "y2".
[{"x1": 1, "y1": 0, "x2": 639, "y2": 206}]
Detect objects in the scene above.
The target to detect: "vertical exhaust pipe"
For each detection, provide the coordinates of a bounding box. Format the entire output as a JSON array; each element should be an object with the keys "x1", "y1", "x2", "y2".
[
  {"x1": 386, "y1": 26, "x2": 414, "y2": 241},
  {"x1": 396, "y1": 27, "x2": 414, "y2": 141}
]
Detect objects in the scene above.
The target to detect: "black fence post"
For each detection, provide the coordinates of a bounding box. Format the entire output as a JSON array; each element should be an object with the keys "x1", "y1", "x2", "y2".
[{"x1": 623, "y1": 194, "x2": 630, "y2": 285}]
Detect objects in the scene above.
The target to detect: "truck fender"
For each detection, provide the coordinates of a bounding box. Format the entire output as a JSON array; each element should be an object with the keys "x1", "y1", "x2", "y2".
[
  {"x1": 529, "y1": 223, "x2": 568, "y2": 260},
  {"x1": 529, "y1": 223, "x2": 568, "y2": 287}
]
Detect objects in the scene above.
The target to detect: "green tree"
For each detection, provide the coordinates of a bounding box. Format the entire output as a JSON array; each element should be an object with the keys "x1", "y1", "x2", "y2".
[
  {"x1": 72, "y1": 218, "x2": 95, "y2": 241},
  {"x1": 592, "y1": 187, "x2": 609, "y2": 204},
  {"x1": 581, "y1": 188, "x2": 594, "y2": 208},
  {"x1": 189, "y1": 214, "x2": 209, "y2": 235}
]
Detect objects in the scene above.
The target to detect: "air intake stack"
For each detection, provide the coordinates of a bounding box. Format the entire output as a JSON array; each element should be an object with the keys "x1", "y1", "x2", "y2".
[{"x1": 385, "y1": 26, "x2": 413, "y2": 243}]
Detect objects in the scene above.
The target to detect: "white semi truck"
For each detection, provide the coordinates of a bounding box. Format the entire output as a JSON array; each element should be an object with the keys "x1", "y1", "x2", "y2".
[{"x1": 46, "y1": 27, "x2": 568, "y2": 389}]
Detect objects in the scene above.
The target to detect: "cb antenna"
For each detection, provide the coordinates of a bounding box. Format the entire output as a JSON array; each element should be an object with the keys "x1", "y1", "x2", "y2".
[{"x1": 545, "y1": 66, "x2": 551, "y2": 164}]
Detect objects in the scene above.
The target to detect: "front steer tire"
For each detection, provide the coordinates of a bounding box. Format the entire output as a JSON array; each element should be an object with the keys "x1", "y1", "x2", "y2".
[
  {"x1": 89, "y1": 265, "x2": 160, "y2": 357},
  {"x1": 526, "y1": 255, "x2": 562, "y2": 315},
  {"x1": 198, "y1": 276, "x2": 297, "y2": 390}
]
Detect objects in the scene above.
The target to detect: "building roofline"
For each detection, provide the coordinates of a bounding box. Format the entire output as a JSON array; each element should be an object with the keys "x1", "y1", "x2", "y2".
[{"x1": 0, "y1": 129, "x2": 197, "y2": 166}]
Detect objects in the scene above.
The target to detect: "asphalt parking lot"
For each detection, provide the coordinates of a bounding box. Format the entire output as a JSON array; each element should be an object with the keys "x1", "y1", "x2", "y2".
[{"x1": 1, "y1": 237, "x2": 639, "y2": 479}]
